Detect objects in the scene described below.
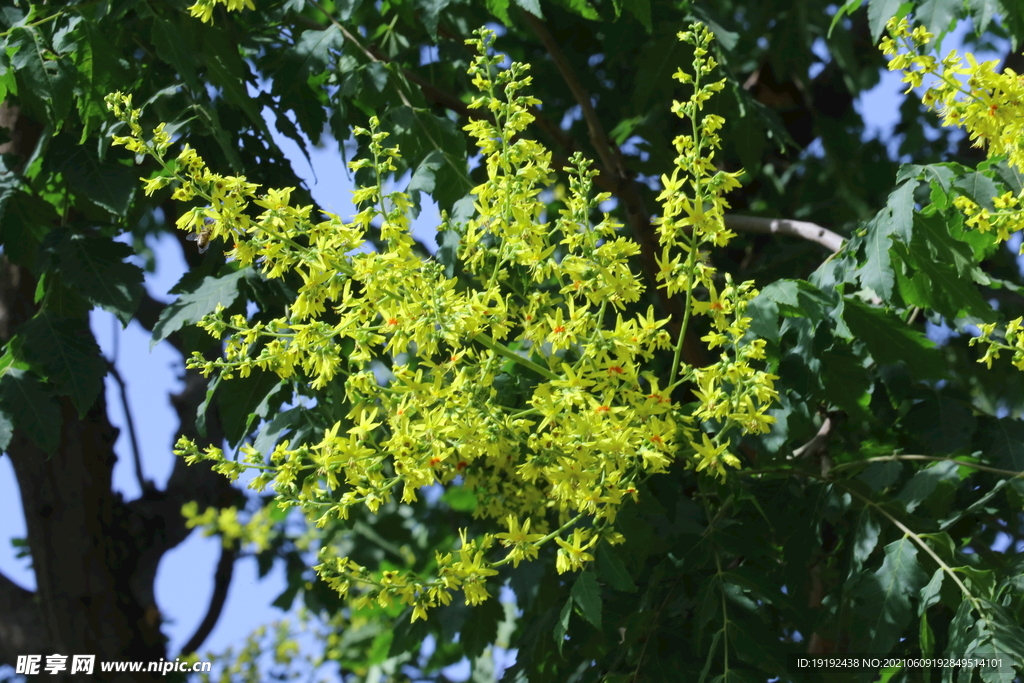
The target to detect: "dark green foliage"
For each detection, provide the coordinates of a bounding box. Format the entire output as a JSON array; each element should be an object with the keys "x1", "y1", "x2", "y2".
[{"x1": 2, "y1": 0, "x2": 1024, "y2": 681}]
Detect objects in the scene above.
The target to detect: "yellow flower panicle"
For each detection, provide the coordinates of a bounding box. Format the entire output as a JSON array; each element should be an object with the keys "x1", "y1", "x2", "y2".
[
  {"x1": 187, "y1": 0, "x2": 255, "y2": 24},
  {"x1": 107, "y1": 24, "x2": 776, "y2": 621},
  {"x1": 882, "y1": 17, "x2": 1024, "y2": 371}
]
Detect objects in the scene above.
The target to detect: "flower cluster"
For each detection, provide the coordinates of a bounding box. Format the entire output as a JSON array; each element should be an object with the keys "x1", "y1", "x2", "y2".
[
  {"x1": 882, "y1": 17, "x2": 1024, "y2": 245},
  {"x1": 881, "y1": 17, "x2": 1024, "y2": 173},
  {"x1": 187, "y1": 0, "x2": 254, "y2": 24},
  {"x1": 109, "y1": 25, "x2": 776, "y2": 620},
  {"x1": 882, "y1": 17, "x2": 1024, "y2": 373}
]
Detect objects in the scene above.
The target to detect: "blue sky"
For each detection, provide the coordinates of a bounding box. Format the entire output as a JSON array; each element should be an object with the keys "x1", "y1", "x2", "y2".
[{"x1": 0, "y1": 15, "x2": 1014, "y2": 676}]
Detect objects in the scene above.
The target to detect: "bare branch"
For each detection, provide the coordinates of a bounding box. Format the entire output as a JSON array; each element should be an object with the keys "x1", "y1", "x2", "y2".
[
  {"x1": 0, "y1": 570, "x2": 50, "y2": 666},
  {"x1": 179, "y1": 546, "x2": 236, "y2": 657},
  {"x1": 725, "y1": 215, "x2": 845, "y2": 253},
  {"x1": 106, "y1": 359, "x2": 154, "y2": 494}
]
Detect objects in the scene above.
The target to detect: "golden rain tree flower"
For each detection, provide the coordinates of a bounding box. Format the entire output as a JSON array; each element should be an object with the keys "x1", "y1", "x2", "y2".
[
  {"x1": 882, "y1": 16, "x2": 1024, "y2": 374},
  {"x1": 107, "y1": 22, "x2": 776, "y2": 621}
]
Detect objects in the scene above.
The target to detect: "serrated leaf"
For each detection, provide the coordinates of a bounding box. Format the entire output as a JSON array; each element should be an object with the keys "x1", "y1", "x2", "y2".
[
  {"x1": 291, "y1": 25, "x2": 343, "y2": 80},
  {"x1": 852, "y1": 538, "x2": 929, "y2": 654},
  {"x1": 916, "y1": 0, "x2": 958, "y2": 36},
  {"x1": 253, "y1": 407, "x2": 304, "y2": 456},
  {"x1": 901, "y1": 458, "x2": 962, "y2": 511},
  {"x1": 554, "y1": 597, "x2": 572, "y2": 653},
  {"x1": 570, "y1": 572, "x2": 602, "y2": 628},
  {"x1": 821, "y1": 345, "x2": 871, "y2": 418},
  {"x1": 151, "y1": 18, "x2": 200, "y2": 91},
  {"x1": 13, "y1": 312, "x2": 105, "y2": 417},
  {"x1": 869, "y1": 0, "x2": 905, "y2": 41},
  {"x1": 597, "y1": 543, "x2": 637, "y2": 592},
  {"x1": 969, "y1": 0, "x2": 999, "y2": 33},
  {"x1": 842, "y1": 299, "x2": 943, "y2": 378},
  {"x1": 49, "y1": 137, "x2": 138, "y2": 216},
  {"x1": 151, "y1": 270, "x2": 246, "y2": 347},
  {"x1": 416, "y1": 0, "x2": 453, "y2": 38},
  {"x1": 0, "y1": 369, "x2": 61, "y2": 454},
  {"x1": 49, "y1": 232, "x2": 144, "y2": 325},
  {"x1": 976, "y1": 418, "x2": 1024, "y2": 470},
  {"x1": 954, "y1": 172, "x2": 1000, "y2": 211},
  {"x1": 902, "y1": 396, "x2": 976, "y2": 455},
  {"x1": 217, "y1": 369, "x2": 282, "y2": 446},
  {"x1": 461, "y1": 595, "x2": 503, "y2": 658},
  {"x1": 7, "y1": 27, "x2": 74, "y2": 122},
  {"x1": 897, "y1": 162, "x2": 956, "y2": 192},
  {"x1": 852, "y1": 508, "x2": 881, "y2": 570},
  {"x1": 919, "y1": 569, "x2": 944, "y2": 617}
]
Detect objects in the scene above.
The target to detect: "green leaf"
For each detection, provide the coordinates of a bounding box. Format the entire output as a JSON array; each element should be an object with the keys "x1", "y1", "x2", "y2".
[
  {"x1": 441, "y1": 485, "x2": 477, "y2": 512},
  {"x1": 897, "y1": 163, "x2": 956, "y2": 193},
  {"x1": 842, "y1": 299, "x2": 943, "y2": 378},
  {"x1": 150, "y1": 18, "x2": 200, "y2": 92},
  {"x1": 968, "y1": 0, "x2": 999, "y2": 33},
  {"x1": 570, "y1": 572, "x2": 602, "y2": 628},
  {"x1": 852, "y1": 508, "x2": 881, "y2": 570},
  {"x1": 868, "y1": 0, "x2": 905, "y2": 41},
  {"x1": 759, "y1": 279, "x2": 833, "y2": 321},
  {"x1": 0, "y1": 369, "x2": 61, "y2": 454},
  {"x1": 486, "y1": 0, "x2": 512, "y2": 23},
  {"x1": 12, "y1": 312, "x2": 105, "y2": 417},
  {"x1": 196, "y1": 28, "x2": 272, "y2": 159},
  {"x1": 954, "y1": 171, "x2": 1000, "y2": 212},
  {"x1": 253, "y1": 407, "x2": 304, "y2": 456},
  {"x1": 976, "y1": 418, "x2": 1024, "y2": 471},
  {"x1": 0, "y1": 179, "x2": 51, "y2": 268},
  {"x1": 828, "y1": 0, "x2": 864, "y2": 37},
  {"x1": 918, "y1": 569, "x2": 944, "y2": 616},
  {"x1": 820, "y1": 345, "x2": 871, "y2": 418},
  {"x1": 217, "y1": 369, "x2": 282, "y2": 446},
  {"x1": 554, "y1": 597, "x2": 572, "y2": 653},
  {"x1": 49, "y1": 137, "x2": 139, "y2": 217},
  {"x1": 916, "y1": 0, "x2": 958, "y2": 36},
  {"x1": 852, "y1": 537, "x2": 929, "y2": 654},
  {"x1": 416, "y1": 0, "x2": 454, "y2": 38},
  {"x1": 513, "y1": 0, "x2": 544, "y2": 18},
  {"x1": 897, "y1": 460, "x2": 962, "y2": 513},
  {"x1": 902, "y1": 396, "x2": 976, "y2": 455},
  {"x1": 920, "y1": 611, "x2": 935, "y2": 658},
  {"x1": 596, "y1": 543, "x2": 637, "y2": 592},
  {"x1": 7, "y1": 27, "x2": 74, "y2": 123},
  {"x1": 151, "y1": 270, "x2": 246, "y2": 348},
  {"x1": 460, "y1": 595, "x2": 503, "y2": 658},
  {"x1": 291, "y1": 26, "x2": 343, "y2": 80},
  {"x1": 623, "y1": 0, "x2": 652, "y2": 31},
  {"x1": 48, "y1": 232, "x2": 144, "y2": 325}
]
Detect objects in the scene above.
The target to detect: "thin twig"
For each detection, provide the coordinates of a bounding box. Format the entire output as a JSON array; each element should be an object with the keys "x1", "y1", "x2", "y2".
[
  {"x1": 724, "y1": 215, "x2": 845, "y2": 253},
  {"x1": 830, "y1": 454, "x2": 1024, "y2": 480},
  {"x1": 106, "y1": 359, "x2": 153, "y2": 493}
]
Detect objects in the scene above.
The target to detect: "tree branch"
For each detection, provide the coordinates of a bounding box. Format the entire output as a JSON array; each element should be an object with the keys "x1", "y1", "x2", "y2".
[
  {"x1": 106, "y1": 359, "x2": 154, "y2": 494},
  {"x1": 724, "y1": 215, "x2": 845, "y2": 253},
  {"x1": 178, "y1": 546, "x2": 236, "y2": 657},
  {"x1": 0, "y1": 569, "x2": 50, "y2": 666}
]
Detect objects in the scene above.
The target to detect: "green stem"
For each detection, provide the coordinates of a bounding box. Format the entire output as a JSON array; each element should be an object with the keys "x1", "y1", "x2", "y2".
[{"x1": 472, "y1": 333, "x2": 560, "y2": 381}]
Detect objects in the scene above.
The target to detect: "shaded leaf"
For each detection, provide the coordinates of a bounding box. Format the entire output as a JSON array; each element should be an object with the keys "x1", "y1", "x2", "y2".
[
  {"x1": 852, "y1": 538, "x2": 929, "y2": 654},
  {"x1": 842, "y1": 299, "x2": 943, "y2": 378},
  {"x1": 48, "y1": 232, "x2": 144, "y2": 325},
  {"x1": 571, "y1": 572, "x2": 602, "y2": 628},
  {"x1": 151, "y1": 270, "x2": 246, "y2": 347},
  {"x1": 12, "y1": 312, "x2": 105, "y2": 417},
  {"x1": 0, "y1": 369, "x2": 60, "y2": 454}
]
